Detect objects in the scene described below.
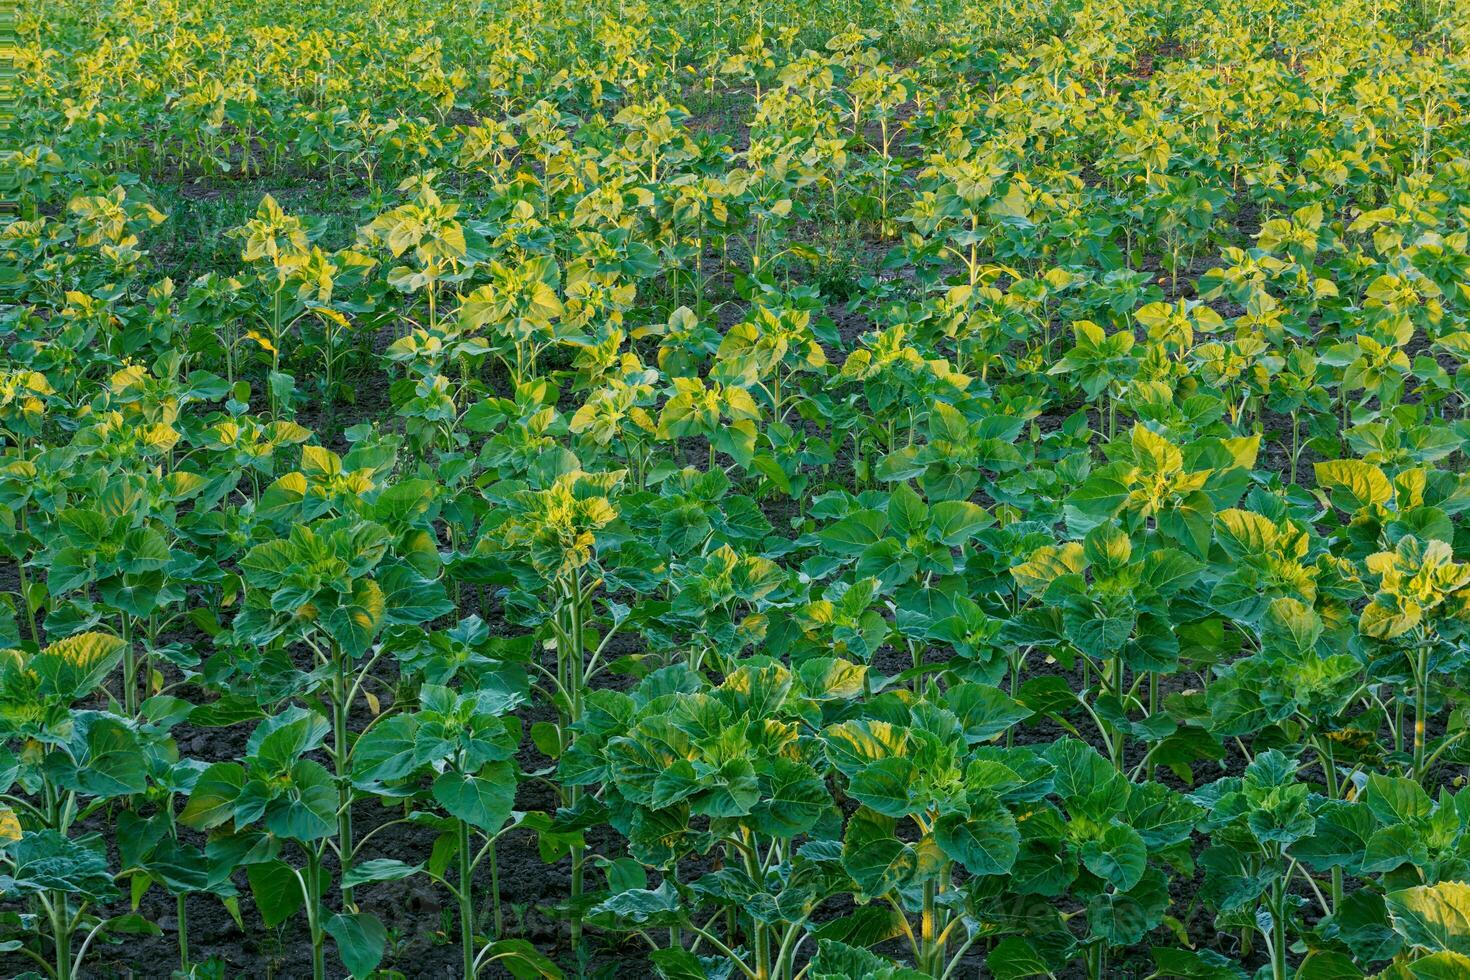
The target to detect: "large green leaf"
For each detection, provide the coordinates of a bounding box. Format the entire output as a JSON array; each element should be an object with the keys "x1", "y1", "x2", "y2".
[
  {"x1": 248, "y1": 860, "x2": 304, "y2": 928},
  {"x1": 3, "y1": 830, "x2": 117, "y2": 899},
  {"x1": 179, "y1": 763, "x2": 246, "y2": 831},
  {"x1": 478, "y1": 938, "x2": 564, "y2": 978},
  {"x1": 1388, "y1": 882, "x2": 1470, "y2": 955},
  {"x1": 31, "y1": 632, "x2": 126, "y2": 701},
  {"x1": 326, "y1": 911, "x2": 386, "y2": 980},
  {"x1": 1045, "y1": 738, "x2": 1127, "y2": 820},
  {"x1": 1088, "y1": 866, "x2": 1168, "y2": 945},
  {"x1": 848, "y1": 757, "x2": 915, "y2": 818},
  {"x1": 944, "y1": 683, "x2": 1030, "y2": 743},
  {"x1": 842, "y1": 806, "x2": 916, "y2": 897},
  {"x1": 433, "y1": 762, "x2": 516, "y2": 832},
  {"x1": 1080, "y1": 823, "x2": 1146, "y2": 891},
  {"x1": 934, "y1": 798, "x2": 1019, "y2": 876},
  {"x1": 45, "y1": 713, "x2": 147, "y2": 799},
  {"x1": 264, "y1": 760, "x2": 337, "y2": 842},
  {"x1": 350, "y1": 714, "x2": 422, "y2": 788}
]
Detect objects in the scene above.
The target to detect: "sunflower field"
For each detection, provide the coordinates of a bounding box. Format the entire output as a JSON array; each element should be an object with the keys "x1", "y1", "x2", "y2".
[{"x1": 5, "y1": 0, "x2": 1470, "y2": 977}]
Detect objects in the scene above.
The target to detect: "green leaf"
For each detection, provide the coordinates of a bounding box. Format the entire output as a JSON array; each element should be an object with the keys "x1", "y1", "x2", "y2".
[
  {"x1": 944, "y1": 683, "x2": 1031, "y2": 743},
  {"x1": 823, "y1": 720, "x2": 907, "y2": 776},
  {"x1": 934, "y1": 799, "x2": 1019, "y2": 876},
  {"x1": 433, "y1": 762, "x2": 516, "y2": 832},
  {"x1": 340, "y1": 859, "x2": 422, "y2": 889},
  {"x1": 987, "y1": 937, "x2": 1053, "y2": 980},
  {"x1": 5, "y1": 830, "x2": 117, "y2": 899},
  {"x1": 265, "y1": 761, "x2": 337, "y2": 842},
  {"x1": 46, "y1": 713, "x2": 148, "y2": 799},
  {"x1": 749, "y1": 757, "x2": 829, "y2": 838},
  {"x1": 929, "y1": 500, "x2": 990, "y2": 545},
  {"x1": 1083, "y1": 522, "x2": 1131, "y2": 572},
  {"x1": 1365, "y1": 773, "x2": 1434, "y2": 826},
  {"x1": 649, "y1": 947, "x2": 707, "y2": 980},
  {"x1": 179, "y1": 763, "x2": 246, "y2": 831},
  {"x1": 1080, "y1": 823, "x2": 1146, "y2": 891},
  {"x1": 1295, "y1": 800, "x2": 1373, "y2": 873},
  {"x1": 351, "y1": 714, "x2": 422, "y2": 787},
  {"x1": 691, "y1": 758, "x2": 760, "y2": 818},
  {"x1": 1316, "y1": 459, "x2": 1392, "y2": 511},
  {"x1": 650, "y1": 760, "x2": 702, "y2": 808},
  {"x1": 1066, "y1": 469, "x2": 1129, "y2": 523},
  {"x1": 588, "y1": 880, "x2": 684, "y2": 926},
  {"x1": 1088, "y1": 866, "x2": 1168, "y2": 945},
  {"x1": 848, "y1": 758, "x2": 915, "y2": 817},
  {"x1": 1323, "y1": 890, "x2": 1401, "y2": 963},
  {"x1": 887, "y1": 483, "x2": 928, "y2": 537},
  {"x1": 1410, "y1": 952, "x2": 1470, "y2": 980},
  {"x1": 326, "y1": 912, "x2": 386, "y2": 980},
  {"x1": 247, "y1": 860, "x2": 304, "y2": 927},
  {"x1": 1387, "y1": 882, "x2": 1470, "y2": 954},
  {"x1": 810, "y1": 938, "x2": 929, "y2": 980},
  {"x1": 842, "y1": 806, "x2": 916, "y2": 897},
  {"x1": 324, "y1": 578, "x2": 386, "y2": 657},
  {"x1": 807, "y1": 905, "x2": 907, "y2": 948},
  {"x1": 188, "y1": 695, "x2": 265, "y2": 727},
  {"x1": 478, "y1": 938, "x2": 564, "y2": 978},
  {"x1": 1141, "y1": 549, "x2": 1204, "y2": 596},
  {"x1": 31, "y1": 632, "x2": 126, "y2": 701},
  {"x1": 1262, "y1": 597, "x2": 1322, "y2": 654},
  {"x1": 819, "y1": 510, "x2": 887, "y2": 556},
  {"x1": 1149, "y1": 946, "x2": 1248, "y2": 979},
  {"x1": 1045, "y1": 739, "x2": 1127, "y2": 820}
]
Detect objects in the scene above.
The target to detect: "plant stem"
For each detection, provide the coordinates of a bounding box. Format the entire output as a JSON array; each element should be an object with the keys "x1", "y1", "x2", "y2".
[
  {"x1": 459, "y1": 817, "x2": 475, "y2": 979},
  {"x1": 307, "y1": 852, "x2": 326, "y2": 980},
  {"x1": 52, "y1": 894, "x2": 71, "y2": 980},
  {"x1": 1269, "y1": 870, "x2": 1288, "y2": 980},
  {"x1": 1317, "y1": 736, "x2": 1342, "y2": 910},
  {"x1": 1289, "y1": 411, "x2": 1300, "y2": 485},
  {"x1": 16, "y1": 507, "x2": 37, "y2": 644},
  {"x1": 1110, "y1": 654, "x2": 1127, "y2": 771},
  {"x1": 488, "y1": 839, "x2": 502, "y2": 940},
  {"x1": 1414, "y1": 642, "x2": 1430, "y2": 781},
  {"x1": 668, "y1": 863, "x2": 681, "y2": 950},
  {"x1": 920, "y1": 877, "x2": 941, "y2": 975},
  {"x1": 178, "y1": 893, "x2": 189, "y2": 973},
  {"x1": 121, "y1": 615, "x2": 137, "y2": 718},
  {"x1": 566, "y1": 576, "x2": 586, "y2": 951},
  {"x1": 333, "y1": 647, "x2": 354, "y2": 906}
]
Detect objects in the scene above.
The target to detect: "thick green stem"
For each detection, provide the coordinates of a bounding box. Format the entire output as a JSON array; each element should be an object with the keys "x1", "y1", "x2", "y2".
[
  {"x1": 488, "y1": 839, "x2": 502, "y2": 940},
  {"x1": 307, "y1": 852, "x2": 326, "y2": 980},
  {"x1": 920, "y1": 877, "x2": 940, "y2": 975},
  {"x1": 16, "y1": 507, "x2": 37, "y2": 645},
  {"x1": 1109, "y1": 654, "x2": 1127, "y2": 771},
  {"x1": 566, "y1": 576, "x2": 586, "y2": 951},
  {"x1": 1289, "y1": 412, "x2": 1300, "y2": 485},
  {"x1": 178, "y1": 893, "x2": 189, "y2": 973},
  {"x1": 1006, "y1": 657, "x2": 1020, "y2": 748},
  {"x1": 333, "y1": 650, "x2": 354, "y2": 906},
  {"x1": 1394, "y1": 695, "x2": 1405, "y2": 755},
  {"x1": 753, "y1": 920, "x2": 769, "y2": 980},
  {"x1": 51, "y1": 894, "x2": 72, "y2": 980},
  {"x1": 121, "y1": 616, "x2": 138, "y2": 718},
  {"x1": 668, "y1": 863, "x2": 681, "y2": 950},
  {"x1": 1317, "y1": 737, "x2": 1343, "y2": 910},
  {"x1": 1269, "y1": 872, "x2": 1288, "y2": 980},
  {"x1": 1414, "y1": 643, "x2": 1430, "y2": 782},
  {"x1": 459, "y1": 817, "x2": 475, "y2": 979}
]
